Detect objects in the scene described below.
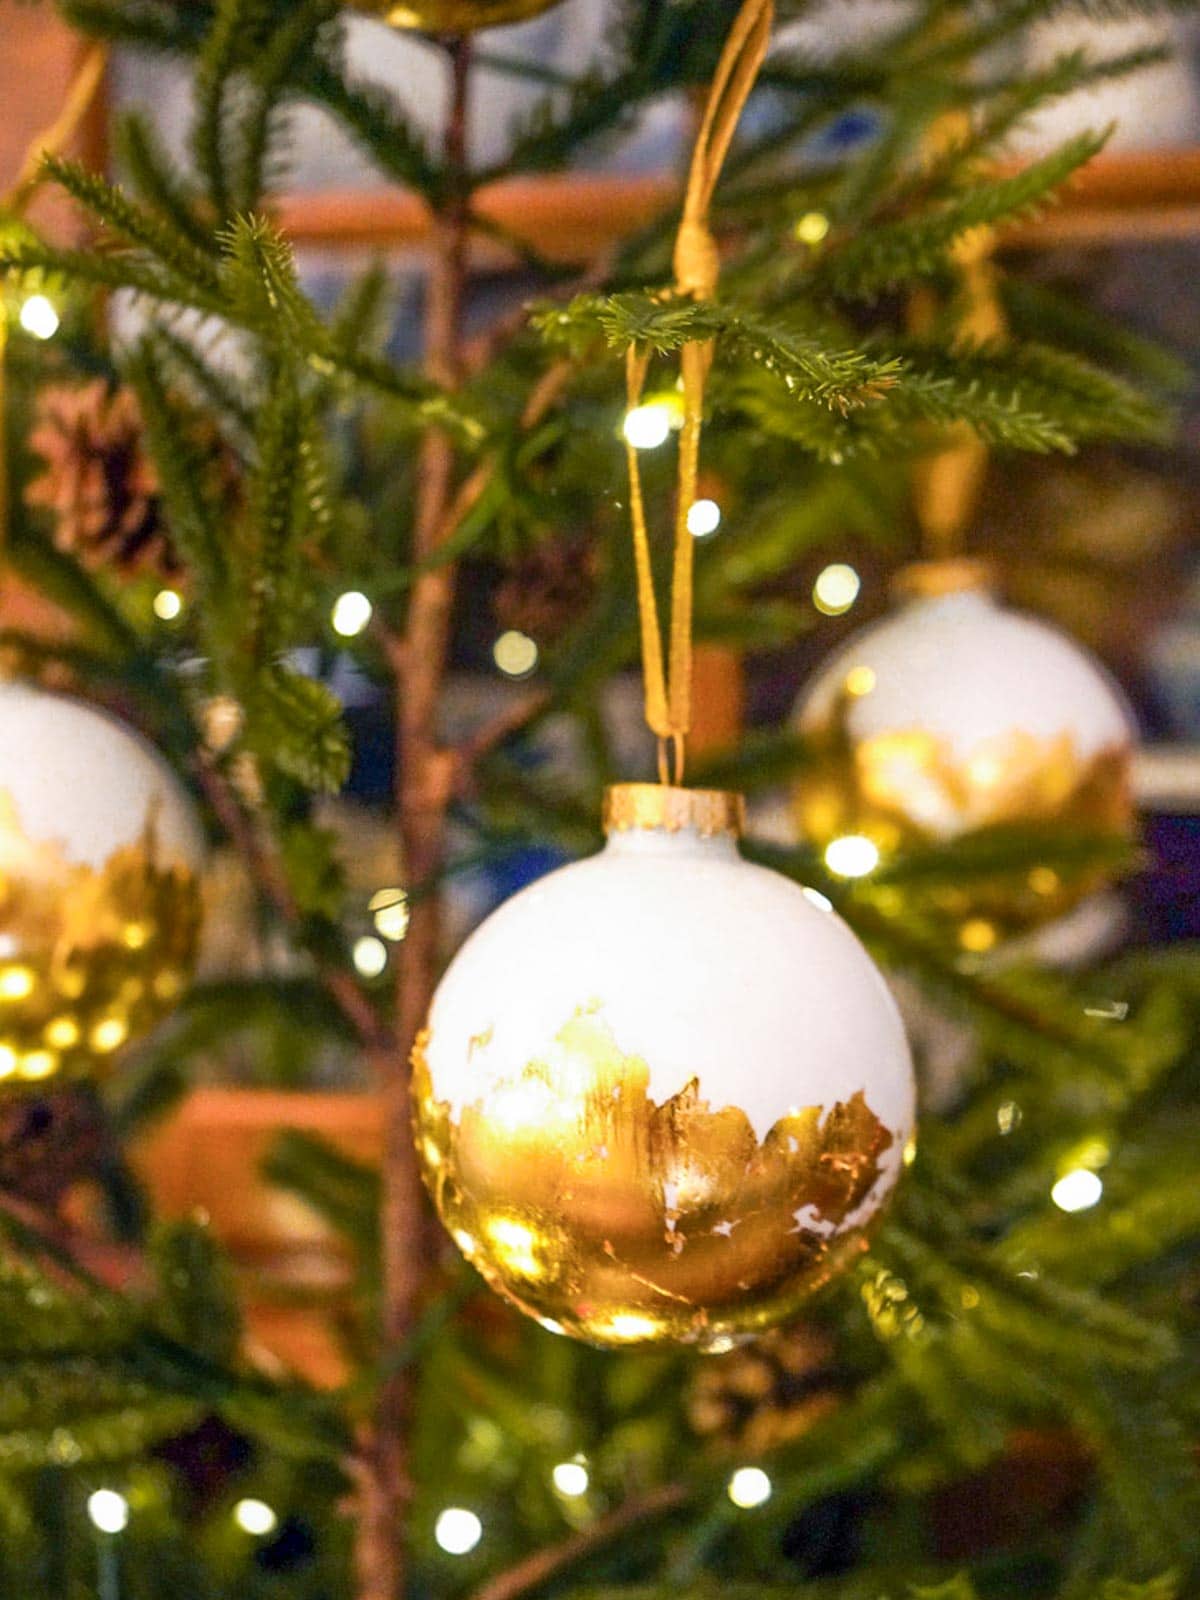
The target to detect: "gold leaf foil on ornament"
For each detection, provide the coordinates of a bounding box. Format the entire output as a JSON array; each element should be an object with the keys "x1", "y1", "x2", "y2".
[
  {"x1": 0, "y1": 791, "x2": 201, "y2": 1085},
  {"x1": 795, "y1": 683, "x2": 1133, "y2": 939},
  {"x1": 413, "y1": 1006, "x2": 896, "y2": 1349}
]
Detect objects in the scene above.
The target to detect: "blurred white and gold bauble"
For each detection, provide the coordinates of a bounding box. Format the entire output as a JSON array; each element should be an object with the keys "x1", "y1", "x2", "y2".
[
  {"x1": 348, "y1": 0, "x2": 564, "y2": 32},
  {"x1": 0, "y1": 680, "x2": 204, "y2": 1085},
  {"x1": 793, "y1": 563, "x2": 1137, "y2": 945},
  {"x1": 413, "y1": 783, "x2": 915, "y2": 1350}
]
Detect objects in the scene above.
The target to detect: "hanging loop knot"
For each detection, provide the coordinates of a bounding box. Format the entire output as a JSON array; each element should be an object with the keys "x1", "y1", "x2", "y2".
[{"x1": 673, "y1": 220, "x2": 721, "y2": 302}]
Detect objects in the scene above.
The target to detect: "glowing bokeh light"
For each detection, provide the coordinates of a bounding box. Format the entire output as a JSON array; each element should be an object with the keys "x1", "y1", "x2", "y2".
[
  {"x1": 813, "y1": 563, "x2": 861, "y2": 616},
  {"x1": 823, "y1": 834, "x2": 880, "y2": 879},
  {"x1": 793, "y1": 212, "x2": 831, "y2": 245},
  {"x1": 234, "y1": 1498, "x2": 278, "y2": 1537},
  {"x1": 551, "y1": 1460, "x2": 590, "y2": 1497},
  {"x1": 87, "y1": 1490, "x2": 130, "y2": 1534},
  {"x1": 331, "y1": 591, "x2": 373, "y2": 638},
  {"x1": 353, "y1": 935, "x2": 388, "y2": 979},
  {"x1": 370, "y1": 887, "x2": 410, "y2": 942},
  {"x1": 435, "y1": 1508, "x2": 483, "y2": 1555},
  {"x1": 727, "y1": 1466, "x2": 772, "y2": 1509},
  {"x1": 686, "y1": 498, "x2": 722, "y2": 538},
  {"x1": 493, "y1": 630, "x2": 539, "y2": 679},
  {"x1": 1051, "y1": 1168, "x2": 1103, "y2": 1213},
  {"x1": 19, "y1": 295, "x2": 59, "y2": 340},
  {"x1": 622, "y1": 402, "x2": 674, "y2": 451},
  {"x1": 153, "y1": 588, "x2": 183, "y2": 622}
]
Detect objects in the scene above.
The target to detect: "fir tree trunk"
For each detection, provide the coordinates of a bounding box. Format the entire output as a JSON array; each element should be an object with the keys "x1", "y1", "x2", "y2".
[{"x1": 357, "y1": 37, "x2": 473, "y2": 1600}]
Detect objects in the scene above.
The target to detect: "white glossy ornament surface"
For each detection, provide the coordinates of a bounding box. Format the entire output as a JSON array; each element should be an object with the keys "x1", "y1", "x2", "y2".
[
  {"x1": 796, "y1": 589, "x2": 1134, "y2": 839},
  {"x1": 424, "y1": 827, "x2": 914, "y2": 1159},
  {"x1": 0, "y1": 681, "x2": 203, "y2": 870}
]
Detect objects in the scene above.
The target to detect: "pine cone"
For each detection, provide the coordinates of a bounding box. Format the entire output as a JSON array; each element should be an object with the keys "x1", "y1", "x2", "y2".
[
  {"x1": 687, "y1": 1323, "x2": 841, "y2": 1455},
  {"x1": 25, "y1": 380, "x2": 176, "y2": 579},
  {"x1": 494, "y1": 537, "x2": 598, "y2": 644}
]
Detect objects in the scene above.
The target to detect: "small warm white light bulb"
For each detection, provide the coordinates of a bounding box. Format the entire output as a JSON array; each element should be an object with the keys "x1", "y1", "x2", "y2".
[
  {"x1": 153, "y1": 588, "x2": 183, "y2": 622},
  {"x1": 87, "y1": 1489, "x2": 130, "y2": 1534},
  {"x1": 19, "y1": 294, "x2": 59, "y2": 340},
  {"x1": 551, "y1": 1460, "x2": 590, "y2": 1498},
  {"x1": 1051, "y1": 1168, "x2": 1103, "y2": 1214},
  {"x1": 353, "y1": 935, "x2": 388, "y2": 979},
  {"x1": 370, "y1": 887, "x2": 410, "y2": 942},
  {"x1": 824, "y1": 834, "x2": 880, "y2": 879},
  {"x1": 813, "y1": 563, "x2": 861, "y2": 616},
  {"x1": 493, "y1": 630, "x2": 539, "y2": 680},
  {"x1": 233, "y1": 1498, "x2": 278, "y2": 1537},
  {"x1": 435, "y1": 1507, "x2": 483, "y2": 1555},
  {"x1": 794, "y1": 211, "x2": 831, "y2": 245},
  {"x1": 331, "y1": 591, "x2": 373, "y2": 638},
  {"x1": 686, "y1": 498, "x2": 722, "y2": 539},
  {"x1": 727, "y1": 1466, "x2": 772, "y2": 1509},
  {"x1": 622, "y1": 402, "x2": 673, "y2": 451}
]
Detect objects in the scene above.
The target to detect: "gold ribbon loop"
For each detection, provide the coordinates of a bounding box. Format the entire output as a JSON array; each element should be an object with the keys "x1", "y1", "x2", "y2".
[{"x1": 624, "y1": 0, "x2": 774, "y2": 786}]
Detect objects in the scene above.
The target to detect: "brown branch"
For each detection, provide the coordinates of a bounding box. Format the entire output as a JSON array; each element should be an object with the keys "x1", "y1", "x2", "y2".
[
  {"x1": 357, "y1": 36, "x2": 474, "y2": 1600},
  {"x1": 467, "y1": 1483, "x2": 691, "y2": 1600}
]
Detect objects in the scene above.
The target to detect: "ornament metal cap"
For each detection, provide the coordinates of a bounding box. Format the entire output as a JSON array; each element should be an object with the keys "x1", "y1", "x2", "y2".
[
  {"x1": 892, "y1": 557, "x2": 997, "y2": 602},
  {"x1": 602, "y1": 783, "x2": 746, "y2": 839}
]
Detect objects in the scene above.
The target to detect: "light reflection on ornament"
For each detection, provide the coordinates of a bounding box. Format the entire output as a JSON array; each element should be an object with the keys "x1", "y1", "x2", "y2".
[
  {"x1": 813, "y1": 564, "x2": 861, "y2": 616},
  {"x1": 0, "y1": 684, "x2": 204, "y2": 1085},
  {"x1": 801, "y1": 886, "x2": 834, "y2": 914},
  {"x1": 0, "y1": 967, "x2": 35, "y2": 1001},
  {"x1": 1051, "y1": 1168, "x2": 1103, "y2": 1213},
  {"x1": 823, "y1": 834, "x2": 880, "y2": 879},
  {"x1": 996, "y1": 1101, "x2": 1021, "y2": 1135},
  {"x1": 727, "y1": 1466, "x2": 772, "y2": 1508},
  {"x1": 844, "y1": 666, "x2": 876, "y2": 698}
]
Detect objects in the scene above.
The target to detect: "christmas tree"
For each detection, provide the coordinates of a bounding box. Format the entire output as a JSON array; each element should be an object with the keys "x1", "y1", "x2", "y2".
[{"x1": 0, "y1": 1, "x2": 1197, "y2": 1597}]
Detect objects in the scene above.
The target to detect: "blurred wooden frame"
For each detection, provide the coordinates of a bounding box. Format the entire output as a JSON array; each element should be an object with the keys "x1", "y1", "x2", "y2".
[{"x1": 276, "y1": 149, "x2": 1200, "y2": 261}]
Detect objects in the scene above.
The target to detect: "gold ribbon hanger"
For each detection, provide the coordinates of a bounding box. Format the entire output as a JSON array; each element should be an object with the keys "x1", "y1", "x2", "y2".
[{"x1": 624, "y1": 0, "x2": 774, "y2": 787}]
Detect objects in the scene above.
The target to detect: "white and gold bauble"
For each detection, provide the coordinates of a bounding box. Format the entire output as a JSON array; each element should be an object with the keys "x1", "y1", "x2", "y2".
[
  {"x1": 348, "y1": 0, "x2": 564, "y2": 32},
  {"x1": 0, "y1": 680, "x2": 204, "y2": 1086},
  {"x1": 793, "y1": 562, "x2": 1136, "y2": 945},
  {"x1": 413, "y1": 783, "x2": 915, "y2": 1350}
]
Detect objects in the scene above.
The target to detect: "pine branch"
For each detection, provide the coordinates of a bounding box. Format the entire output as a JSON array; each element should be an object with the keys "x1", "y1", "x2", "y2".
[
  {"x1": 40, "y1": 154, "x2": 221, "y2": 290},
  {"x1": 815, "y1": 131, "x2": 1109, "y2": 301},
  {"x1": 117, "y1": 111, "x2": 214, "y2": 253},
  {"x1": 231, "y1": 0, "x2": 340, "y2": 214},
  {"x1": 122, "y1": 337, "x2": 231, "y2": 597}
]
